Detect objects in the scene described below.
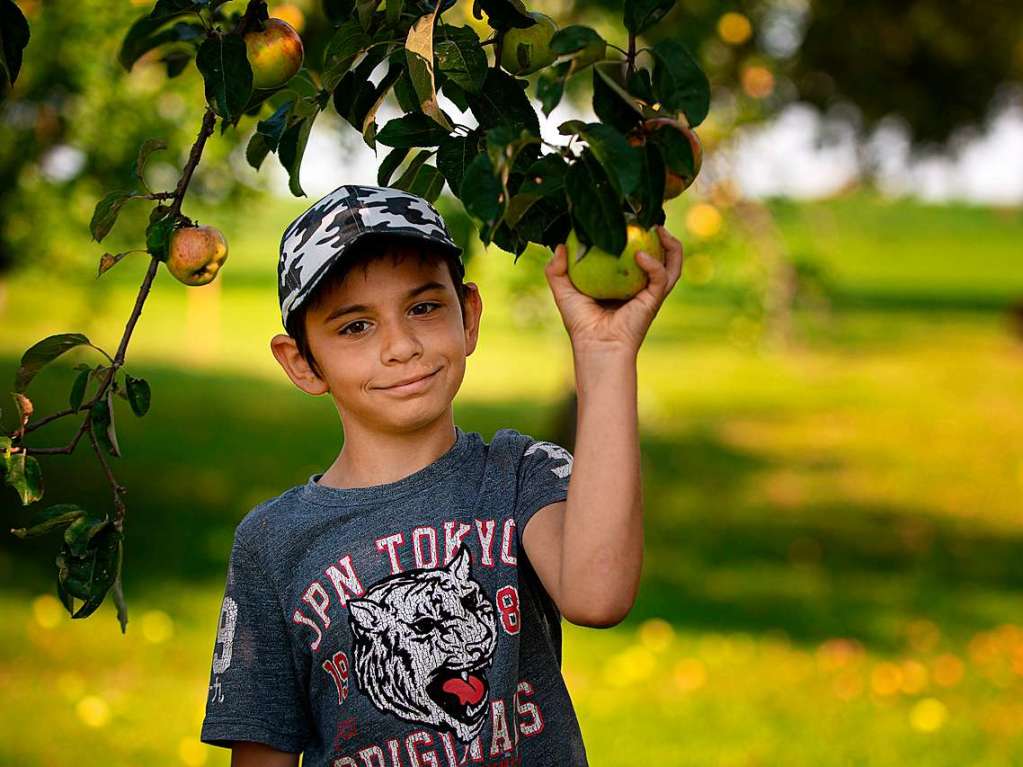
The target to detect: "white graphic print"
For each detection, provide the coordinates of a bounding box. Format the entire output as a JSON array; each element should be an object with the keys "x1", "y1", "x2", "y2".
[
  {"x1": 212, "y1": 595, "x2": 238, "y2": 674},
  {"x1": 347, "y1": 545, "x2": 498, "y2": 742},
  {"x1": 524, "y1": 441, "x2": 573, "y2": 479}
]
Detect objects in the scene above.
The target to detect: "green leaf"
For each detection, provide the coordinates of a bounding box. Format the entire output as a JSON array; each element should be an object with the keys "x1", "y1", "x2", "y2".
[
  {"x1": 16, "y1": 333, "x2": 92, "y2": 393},
  {"x1": 196, "y1": 33, "x2": 253, "y2": 123},
  {"x1": 393, "y1": 68, "x2": 419, "y2": 112},
  {"x1": 279, "y1": 112, "x2": 317, "y2": 197},
  {"x1": 361, "y1": 62, "x2": 404, "y2": 149},
  {"x1": 324, "y1": 0, "x2": 357, "y2": 26},
  {"x1": 459, "y1": 152, "x2": 504, "y2": 236},
  {"x1": 565, "y1": 150, "x2": 626, "y2": 255},
  {"x1": 392, "y1": 148, "x2": 432, "y2": 187},
  {"x1": 436, "y1": 131, "x2": 480, "y2": 197},
  {"x1": 357, "y1": 0, "x2": 382, "y2": 30},
  {"x1": 379, "y1": 147, "x2": 411, "y2": 185},
  {"x1": 1, "y1": 0, "x2": 30, "y2": 93},
  {"x1": 651, "y1": 39, "x2": 710, "y2": 128},
  {"x1": 632, "y1": 141, "x2": 667, "y2": 229},
  {"x1": 513, "y1": 192, "x2": 571, "y2": 250},
  {"x1": 146, "y1": 207, "x2": 179, "y2": 262},
  {"x1": 4, "y1": 450, "x2": 43, "y2": 506},
  {"x1": 10, "y1": 504, "x2": 87, "y2": 540},
  {"x1": 464, "y1": 68, "x2": 539, "y2": 135},
  {"x1": 321, "y1": 20, "x2": 372, "y2": 92},
  {"x1": 406, "y1": 2, "x2": 453, "y2": 132},
  {"x1": 89, "y1": 396, "x2": 121, "y2": 459},
  {"x1": 125, "y1": 375, "x2": 151, "y2": 418},
  {"x1": 557, "y1": 120, "x2": 641, "y2": 200},
  {"x1": 517, "y1": 152, "x2": 570, "y2": 198},
  {"x1": 386, "y1": 0, "x2": 405, "y2": 27},
  {"x1": 69, "y1": 368, "x2": 90, "y2": 412},
  {"x1": 550, "y1": 25, "x2": 603, "y2": 57},
  {"x1": 537, "y1": 61, "x2": 571, "y2": 117},
  {"x1": 395, "y1": 159, "x2": 446, "y2": 202},
  {"x1": 473, "y1": 0, "x2": 533, "y2": 31},
  {"x1": 435, "y1": 24, "x2": 487, "y2": 95},
  {"x1": 135, "y1": 138, "x2": 168, "y2": 188},
  {"x1": 57, "y1": 525, "x2": 123, "y2": 620},
  {"x1": 119, "y1": 16, "x2": 204, "y2": 72},
  {"x1": 90, "y1": 190, "x2": 144, "y2": 243},
  {"x1": 592, "y1": 62, "x2": 646, "y2": 134},
  {"x1": 624, "y1": 0, "x2": 677, "y2": 35},
  {"x1": 647, "y1": 119, "x2": 698, "y2": 178},
  {"x1": 376, "y1": 112, "x2": 452, "y2": 148},
  {"x1": 149, "y1": 0, "x2": 203, "y2": 22},
  {"x1": 440, "y1": 75, "x2": 469, "y2": 112},
  {"x1": 333, "y1": 45, "x2": 390, "y2": 131},
  {"x1": 64, "y1": 514, "x2": 110, "y2": 558},
  {"x1": 245, "y1": 99, "x2": 292, "y2": 170}
]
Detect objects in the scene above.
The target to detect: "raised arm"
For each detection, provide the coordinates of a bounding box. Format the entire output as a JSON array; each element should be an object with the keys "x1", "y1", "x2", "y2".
[{"x1": 523, "y1": 226, "x2": 683, "y2": 627}]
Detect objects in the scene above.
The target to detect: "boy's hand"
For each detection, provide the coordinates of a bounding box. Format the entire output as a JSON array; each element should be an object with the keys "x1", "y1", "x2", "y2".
[{"x1": 544, "y1": 225, "x2": 684, "y2": 357}]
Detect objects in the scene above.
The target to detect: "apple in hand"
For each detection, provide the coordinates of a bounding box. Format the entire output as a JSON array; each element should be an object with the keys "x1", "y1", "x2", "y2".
[
  {"x1": 500, "y1": 12, "x2": 559, "y2": 76},
  {"x1": 166, "y1": 225, "x2": 228, "y2": 286},
  {"x1": 244, "y1": 17, "x2": 304, "y2": 90},
  {"x1": 565, "y1": 222, "x2": 664, "y2": 300}
]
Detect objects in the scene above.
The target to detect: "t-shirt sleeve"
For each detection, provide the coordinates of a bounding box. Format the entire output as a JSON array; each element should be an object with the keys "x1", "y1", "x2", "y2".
[
  {"x1": 200, "y1": 534, "x2": 312, "y2": 753},
  {"x1": 513, "y1": 432, "x2": 574, "y2": 538}
]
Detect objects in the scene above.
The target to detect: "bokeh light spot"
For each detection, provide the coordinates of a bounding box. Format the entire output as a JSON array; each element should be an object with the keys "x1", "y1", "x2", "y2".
[
  {"x1": 718, "y1": 12, "x2": 753, "y2": 45},
  {"x1": 932, "y1": 654, "x2": 965, "y2": 687},
  {"x1": 76, "y1": 695, "x2": 111, "y2": 728},
  {"x1": 638, "y1": 618, "x2": 675, "y2": 652},
  {"x1": 741, "y1": 66, "x2": 775, "y2": 99},
  {"x1": 910, "y1": 698, "x2": 948, "y2": 732},
  {"x1": 673, "y1": 657, "x2": 707, "y2": 692},
  {"x1": 32, "y1": 593, "x2": 63, "y2": 629},
  {"x1": 142, "y1": 609, "x2": 175, "y2": 644},
  {"x1": 57, "y1": 672, "x2": 86, "y2": 701},
  {"x1": 685, "y1": 203, "x2": 723, "y2": 239},
  {"x1": 270, "y1": 3, "x2": 305, "y2": 33},
  {"x1": 871, "y1": 662, "x2": 903, "y2": 696}
]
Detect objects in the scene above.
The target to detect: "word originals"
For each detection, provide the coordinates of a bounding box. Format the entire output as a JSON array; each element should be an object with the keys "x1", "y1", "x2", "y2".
[
  {"x1": 294, "y1": 518, "x2": 520, "y2": 652},
  {"x1": 332, "y1": 680, "x2": 543, "y2": 767}
]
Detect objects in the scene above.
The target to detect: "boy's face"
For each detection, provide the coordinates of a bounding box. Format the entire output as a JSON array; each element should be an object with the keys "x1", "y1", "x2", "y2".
[{"x1": 271, "y1": 246, "x2": 482, "y2": 436}]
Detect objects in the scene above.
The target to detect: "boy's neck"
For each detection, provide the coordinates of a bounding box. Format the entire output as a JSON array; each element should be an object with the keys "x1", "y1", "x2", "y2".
[{"x1": 317, "y1": 414, "x2": 459, "y2": 490}]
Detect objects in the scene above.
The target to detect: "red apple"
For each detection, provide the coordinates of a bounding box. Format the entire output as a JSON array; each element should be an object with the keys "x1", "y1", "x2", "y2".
[
  {"x1": 244, "y1": 17, "x2": 304, "y2": 90},
  {"x1": 166, "y1": 225, "x2": 228, "y2": 286}
]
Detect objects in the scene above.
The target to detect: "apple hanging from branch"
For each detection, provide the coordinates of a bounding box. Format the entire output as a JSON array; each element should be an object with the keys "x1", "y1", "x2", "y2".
[
  {"x1": 243, "y1": 17, "x2": 304, "y2": 90},
  {"x1": 565, "y1": 219, "x2": 665, "y2": 301}
]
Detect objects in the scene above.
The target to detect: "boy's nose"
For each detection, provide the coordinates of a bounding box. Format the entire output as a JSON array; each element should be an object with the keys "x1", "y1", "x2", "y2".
[{"x1": 380, "y1": 322, "x2": 423, "y2": 362}]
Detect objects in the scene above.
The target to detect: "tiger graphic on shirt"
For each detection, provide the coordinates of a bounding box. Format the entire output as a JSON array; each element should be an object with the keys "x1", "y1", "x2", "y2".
[{"x1": 347, "y1": 544, "x2": 499, "y2": 742}]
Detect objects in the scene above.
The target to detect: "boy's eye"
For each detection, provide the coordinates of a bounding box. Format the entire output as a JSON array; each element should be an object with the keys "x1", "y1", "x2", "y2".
[{"x1": 338, "y1": 302, "x2": 440, "y2": 336}]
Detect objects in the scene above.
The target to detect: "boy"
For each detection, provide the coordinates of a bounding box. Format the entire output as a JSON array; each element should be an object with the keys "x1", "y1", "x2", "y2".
[{"x1": 200, "y1": 184, "x2": 683, "y2": 767}]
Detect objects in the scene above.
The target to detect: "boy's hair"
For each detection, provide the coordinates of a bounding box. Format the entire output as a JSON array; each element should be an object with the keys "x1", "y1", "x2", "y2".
[{"x1": 285, "y1": 237, "x2": 468, "y2": 380}]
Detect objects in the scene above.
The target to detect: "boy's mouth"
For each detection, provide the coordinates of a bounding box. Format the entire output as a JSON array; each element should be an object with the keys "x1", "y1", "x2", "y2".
[{"x1": 377, "y1": 368, "x2": 439, "y2": 392}]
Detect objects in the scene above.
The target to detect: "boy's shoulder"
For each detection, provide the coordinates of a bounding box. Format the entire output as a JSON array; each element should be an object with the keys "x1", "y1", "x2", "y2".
[{"x1": 232, "y1": 482, "x2": 306, "y2": 552}]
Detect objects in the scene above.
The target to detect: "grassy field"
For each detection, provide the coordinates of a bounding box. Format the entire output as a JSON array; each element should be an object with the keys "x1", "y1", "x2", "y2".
[{"x1": 1, "y1": 190, "x2": 1022, "y2": 766}]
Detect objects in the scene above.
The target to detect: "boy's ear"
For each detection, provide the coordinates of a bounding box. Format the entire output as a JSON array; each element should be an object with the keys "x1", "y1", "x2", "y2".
[
  {"x1": 463, "y1": 282, "x2": 483, "y2": 357},
  {"x1": 270, "y1": 334, "x2": 329, "y2": 395}
]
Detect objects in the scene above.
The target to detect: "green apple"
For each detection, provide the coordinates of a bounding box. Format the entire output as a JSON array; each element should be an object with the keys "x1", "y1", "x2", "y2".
[
  {"x1": 500, "y1": 12, "x2": 559, "y2": 76},
  {"x1": 566, "y1": 223, "x2": 664, "y2": 300}
]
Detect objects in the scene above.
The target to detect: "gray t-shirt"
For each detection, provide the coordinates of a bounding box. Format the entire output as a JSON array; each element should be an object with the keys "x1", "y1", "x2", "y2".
[{"x1": 200, "y1": 425, "x2": 589, "y2": 766}]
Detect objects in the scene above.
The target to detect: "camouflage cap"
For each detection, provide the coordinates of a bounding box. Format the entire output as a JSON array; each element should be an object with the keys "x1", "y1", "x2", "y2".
[{"x1": 277, "y1": 184, "x2": 464, "y2": 331}]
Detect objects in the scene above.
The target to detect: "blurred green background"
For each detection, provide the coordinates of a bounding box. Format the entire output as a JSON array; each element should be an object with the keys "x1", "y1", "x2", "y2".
[{"x1": 3, "y1": 0, "x2": 1023, "y2": 765}]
